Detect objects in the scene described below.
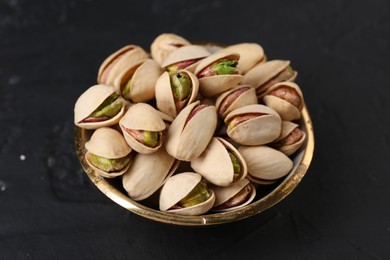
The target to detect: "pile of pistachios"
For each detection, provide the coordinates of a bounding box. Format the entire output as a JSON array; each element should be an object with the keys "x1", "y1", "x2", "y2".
[{"x1": 74, "y1": 33, "x2": 306, "y2": 215}]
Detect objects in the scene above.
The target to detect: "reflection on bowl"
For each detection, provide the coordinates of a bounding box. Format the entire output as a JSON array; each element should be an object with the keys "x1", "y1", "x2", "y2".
[{"x1": 74, "y1": 105, "x2": 314, "y2": 226}]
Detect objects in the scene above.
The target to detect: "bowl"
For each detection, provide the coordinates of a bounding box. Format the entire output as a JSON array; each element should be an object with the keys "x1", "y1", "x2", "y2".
[{"x1": 74, "y1": 105, "x2": 314, "y2": 226}]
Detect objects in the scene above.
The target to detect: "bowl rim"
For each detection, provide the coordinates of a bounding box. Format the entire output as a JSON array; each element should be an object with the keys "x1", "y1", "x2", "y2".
[{"x1": 74, "y1": 105, "x2": 314, "y2": 226}]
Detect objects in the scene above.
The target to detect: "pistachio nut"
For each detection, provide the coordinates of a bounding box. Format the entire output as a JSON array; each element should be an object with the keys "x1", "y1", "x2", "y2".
[
  {"x1": 85, "y1": 127, "x2": 132, "y2": 178},
  {"x1": 212, "y1": 178, "x2": 256, "y2": 212},
  {"x1": 271, "y1": 121, "x2": 306, "y2": 156},
  {"x1": 238, "y1": 145, "x2": 293, "y2": 185},
  {"x1": 215, "y1": 85, "x2": 258, "y2": 118},
  {"x1": 74, "y1": 84, "x2": 125, "y2": 129},
  {"x1": 195, "y1": 52, "x2": 244, "y2": 97},
  {"x1": 122, "y1": 146, "x2": 179, "y2": 201},
  {"x1": 150, "y1": 33, "x2": 191, "y2": 66},
  {"x1": 191, "y1": 137, "x2": 247, "y2": 187},
  {"x1": 225, "y1": 104, "x2": 282, "y2": 145},
  {"x1": 242, "y1": 60, "x2": 297, "y2": 96},
  {"x1": 217, "y1": 43, "x2": 266, "y2": 74},
  {"x1": 159, "y1": 172, "x2": 215, "y2": 215},
  {"x1": 97, "y1": 45, "x2": 148, "y2": 86},
  {"x1": 155, "y1": 70, "x2": 199, "y2": 118},
  {"x1": 162, "y1": 45, "x2": 210, "y2": 74},
  {"x1": 261, "y1": 81, "x2": 304, "y2": 121},
  {"x1": 114, "y1": 59, "x2": 162, "y2": 103},
  {"x1": 165, "y1": 101, "x2": 218, "y2": 161},
  {"x1": 119, "y1": 103, "x2": 166, "y2": 154}
]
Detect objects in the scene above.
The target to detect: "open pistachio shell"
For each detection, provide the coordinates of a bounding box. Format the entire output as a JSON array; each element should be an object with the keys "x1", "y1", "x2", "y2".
[
  {"x1": 191, "y1": 137, "x2": 247, "y2": 187},
  {"x1": 74, "y1": 84, "x2": 125, "y2": 129},
  {"x1": 272, "y1": 121, "x2": 306, "y2": 156},
  {"x1": 242, "y1": 60, "x2": 297, "y2": 95},
  {"x1": 122, "y1": 146, "x2": 179, "y2": 201},
  {"x1": 119, "y1": 103, "x2": 166, "y2": 154},
  {"x1": 238, "y1": 145, "x2": 293, "y2": 185},
  {"x1": 217, "y1": 43, "x2": 266, "y2": 74},
  {"x1": 225, "y1": 104, "x2": 282, "y2": 145},
  {"x1": 161, "y1": 45, "x2": 210, "y2": 73},
  {"x1": 97, "y1": 45, "x2": 148, "y2": 86},
  {"x1": 114, "y1": 59, "x2": 162, "y2": 103},
  {"x1": 150, "y1": 33, "x2": 191, "y2": 66},
  {"x1": 261, "y1": 81, "x2": 304, "y2": 121},
  {"x1": 212, "y1": 178, "x2": 256, "y2": 212},
  {"x1": 159, "y1": 172, "x2": 215, "y2": 216},
  {"x1": 155, "y1": 70, "x2": 199, "y2": 118},
  {"x1": 85, "y1": 127, "x2": 132, "y2": 178},
  {"x1": 215, "y1": 85, "x2": 258, "y2": 118},
  {"x1": 165, "y1": 101, "x2": 218, "y2": 161},
  {"x1": 195, "y1": 52, "x2": 244, "y2": 97}
]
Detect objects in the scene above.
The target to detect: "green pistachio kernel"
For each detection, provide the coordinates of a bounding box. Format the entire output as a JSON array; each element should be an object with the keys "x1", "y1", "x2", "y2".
[
  {"x1": 122, "y1": 79, "x2": 132, "y2": 98},
  {"x1": 166, "y1": 65, "x2": 179, "y2": 74},
  {"x1": 143, "y1": 131, "x2": 160, "y2": 147},
  {"x1": 178, "y1": 182, "x2": 211, "y2": 208},
  {"x1": 212, "y1": 60, "x2": 237, "y2": 75},
  {"x1": 89, "y1": 94, "x2": 122, "y2": 118},
  {"x1": 170, "y1": 72, "x2": 192, "y2": 101},
  {"x1": 89, "y1": 153, "x2": 130, "y2": 172},
  {"x1": 229, "y1": 152, "x2": 241, "y2": 180}
]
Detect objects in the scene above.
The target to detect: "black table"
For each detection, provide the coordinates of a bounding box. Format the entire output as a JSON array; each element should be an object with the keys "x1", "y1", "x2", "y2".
[{"x1": 1, "y1": 0, "x2": 389, "y2": 259}]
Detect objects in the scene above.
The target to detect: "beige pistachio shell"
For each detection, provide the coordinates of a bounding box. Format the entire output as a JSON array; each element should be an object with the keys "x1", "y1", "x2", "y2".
[
  {"x1": 155, "y1": 70, "x2": 199, "y2": 118},
  {"x1": 238, "y1": 145, "x2": 293, "y2": 184},
  {"x1": 195, "y1": 52, "x2": 244, "y2": 97},
  {"x1": 165, "y1": 101, "x2": 218, "y2": 161},
  {"x1": 98, "y1": 45, "x2": 148, "y2": 85},
  {"x1": 161, "y1": 45, "x2": 210, "y2": 71},
  {"x1": 191, "y1": 137, "x2": 247, "y2": 187},
  {"x1": 119, "y1": 103, "x2": 166, "y2": 154},
  {"x1": 217, "y1": 43, "x2": 265, "y2": 74},
  {"x1": 150, "y1": 33, "x2": 191, "y2": 66},
  {"x1": 85, "y1": 127, "x2": 132, "y2": 178},
  {"x1": 225, "y1": 104, "x2": 282, "y2": 145},
  {"x1": 212, "y1": 178, "x2": 256, "y2": 212},
  {"x1": 242, "y1": 60, "x2": 297, "y2": 95},
  {"x1": 74, "y1": 84, "x2": 125, "y2": 129},
  {"x1": 122, "y1": 146, "x2": 179, "y2": 201},
  {"x1": 261, "y1": 81, "x2": 304, "y2": 121},
  {"x1": 114, "y1": 59, "x2": 162, "y2": 103},
  {"x1": 215, "y1": 85, "x2": 258, "y2": 118},
  {"x1": 159, "y1": 172, "x2": 215, "y2": 215},
  {"x1": 273, "y1": 121, "x2": 306, "y2": 156}
]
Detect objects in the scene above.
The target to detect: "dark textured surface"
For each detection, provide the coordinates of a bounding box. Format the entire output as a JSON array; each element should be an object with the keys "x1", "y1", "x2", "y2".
[{"x1": 1, "y1": 0, "x2": 389, "y2": 259}]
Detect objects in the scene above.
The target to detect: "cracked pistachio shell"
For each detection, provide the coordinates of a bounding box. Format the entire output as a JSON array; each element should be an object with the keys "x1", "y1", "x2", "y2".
[
  {"x1": 215, "y1": 85, "x2": 258, "y2": 118},
  {"x1": 191, "y1": 137, "x2": 247, "y2": 187},
  {"x1": 98, "y1": 45, "x2": 148, "y2": 86},
  {"x1": 195, "y1": 52, "x2": 244, "y2": 97},
  {"x1": 119, "y1": 103, "x2": 166, "y2": 154},
  {"x1": 155, "y1": 70, "x2": 199, "y2": 118},
  {"x1": 151, "y1": 33, "x2": 191, "y2": 66},
  {"x1": 225, "y1": 104, "x2": 282, "y2": 145},
  {"x1": 159, "y1": 172, "x2": 215, "y2": 215},
  {"x1": 242, "y1": 60, "x2": 297, "y2": 95},
  {"x1": 74, "y1": 84, "x2": 125, "y2": 129},
  {"x1": 238, "y1": 145, "x2": 293, "y2": 184},
  {"x1": 212, "y1": 178, "x2": 256, "y2": 212},
  {"x1": 122, "y1": 146, "x2": 179, "y2": 201},
  {"x1": 161, "y1": 45, "x2": 210, "y2": 72},
  {"x1": 261, "y1": 81, "x2": 304, "y2": 121},
  {"x1": 85, "y1": 127, "x2": 132, "y2": 178},
  {"x1": 273, "y1": 121, "x2": 306, "y2": 156},
  {"x1": 217, "y1": 43, "x2": 266, "y2": 74},
  {"x1": 114, "y1": 59, "x2": 162, "y2": 103},
  {"x1": 165, "y1": 101, "x2": 218, "y2": 161}
]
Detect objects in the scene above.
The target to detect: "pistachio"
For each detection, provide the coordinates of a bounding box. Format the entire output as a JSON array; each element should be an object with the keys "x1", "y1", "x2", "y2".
[
  {"x1": 259, "y1": 65, "x2": 296, "y2": 95},
  {"x1": 85, "y1": 93, "x2": 122, "y2": 121},
  {"x1": 198, "y1": 59, "x2": 238, "y2": 78},
  {"x1": 170, "y1": 72, "x2": 191, "y2": 101},
  {"x1": 166, "y1": 59, "x2": 201, "y2": 74},
  {"x1": 273, "y1": 127, "x2": 304, "y2": 148},
  {"x1": 213, "y1": 184, "x2": 252, "y2": 210},
  {"x1": 175, "y1": 182, "x2": 211, "y2": 208},
  {"x1": 227, "y1": 113, "x2": 264, "y2": 131},
  {"x1": 124, "y1": 129, "x2": 161, "y2": 148},
  {"x1": 269, "y1": 85, "x2": 300, "y2": 108},
  {"x1": 88, "y1": 153, "x2": 131, "y2": 172},
  {"x1": 228, "y1": 151, "x2": 241, "y2": 180}
]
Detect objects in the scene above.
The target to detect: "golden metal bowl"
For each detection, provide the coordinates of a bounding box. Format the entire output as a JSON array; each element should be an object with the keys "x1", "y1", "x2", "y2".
[{"x1": 74, "y1": 105, "x2": 314, "y2": 226}]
